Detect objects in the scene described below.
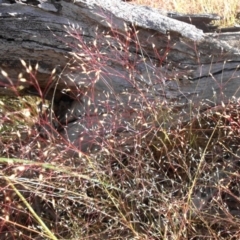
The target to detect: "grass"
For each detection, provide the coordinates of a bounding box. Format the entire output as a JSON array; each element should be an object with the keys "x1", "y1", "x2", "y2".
[
  {"x1": 132, "y1": 0, "x2": 240, "y2": 26},
  {"x1": 0, "y1": 1, "x2": 240, "y2": 240}
]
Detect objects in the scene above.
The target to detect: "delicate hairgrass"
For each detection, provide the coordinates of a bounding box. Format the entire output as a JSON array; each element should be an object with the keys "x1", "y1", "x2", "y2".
[
  {"x1": 3, "y1": 175, "x2": 58, "y2": 240},
  {"x1": 0, "y1": 4, "x2": 240, "y2": 239}
]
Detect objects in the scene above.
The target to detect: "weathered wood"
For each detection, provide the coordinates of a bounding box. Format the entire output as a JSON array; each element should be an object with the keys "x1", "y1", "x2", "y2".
[
  {"x1": 0, "y1": 0, "x2": 240, "y2": 152},
  {"x1": 167, "y1": 12, "x2": 220, "y2": 32}
]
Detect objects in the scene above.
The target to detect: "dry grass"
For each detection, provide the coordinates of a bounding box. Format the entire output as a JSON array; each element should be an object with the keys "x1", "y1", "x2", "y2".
[
  {"x1": 1, "y1": 95, "x2": 240, "y2": 239},
  {"x1": 0, "y1": 3, "x2": 240, "y2": 240},
  {"x1": 132, "y1": 0, "x2": 240, "y2": 26}
]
